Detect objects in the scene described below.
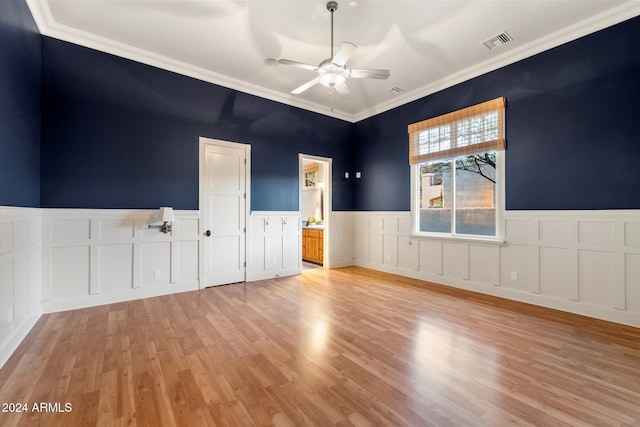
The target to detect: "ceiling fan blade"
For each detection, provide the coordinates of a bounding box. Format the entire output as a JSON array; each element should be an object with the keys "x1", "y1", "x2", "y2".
[
  {"x1": 333, "y1": 82, "x2": 350, "y2": 96},
  {"x1": 291, "y1": 77, "x2": 320, "y2": 94},
  {"x1": 331, "y1": 42, "x2": 357, "y2": 67},
  {"x1": 348, "y1": 68, "x2": 390, "y2": 79},
  {"x1": 277, "y1": 59, "x2": 318, "y2": 72}
]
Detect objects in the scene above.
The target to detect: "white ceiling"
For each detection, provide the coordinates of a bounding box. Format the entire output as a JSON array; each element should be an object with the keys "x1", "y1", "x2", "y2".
[{"x1": 27, "y1": 0, "x2": 640, "y2": 122}]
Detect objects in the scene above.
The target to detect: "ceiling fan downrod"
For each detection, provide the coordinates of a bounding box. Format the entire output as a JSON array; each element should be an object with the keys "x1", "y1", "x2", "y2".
[
  {"x1": 327, "y1": 1, "x2": 338, "y2": 59},
  {"x1": 270, "y1": 0, "x2": 389, "y2": 98}
]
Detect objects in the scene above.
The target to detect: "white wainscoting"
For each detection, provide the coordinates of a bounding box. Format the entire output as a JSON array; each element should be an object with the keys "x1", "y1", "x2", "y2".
[
  {"x1": 247, "y1": 211, "x2": 357, "y2": 277},
  {"x1": 3, "y1": 207, "x2": 638, "y2": 367},
  {"x1": 247, "y1": 212, "x2": 300, "y2": 281},
  {"x1": 328, "y1": 211, "x2": 355, "y2": 268},
  {"x1": 349, "y1": 210, "x2": 640, "y2": 328},
  {"x1": 0, "y1": 207, "x2": 42, "y2": 367},
  {"x1": 41, "y1": 209, "x2": 201, "y2": 313}
]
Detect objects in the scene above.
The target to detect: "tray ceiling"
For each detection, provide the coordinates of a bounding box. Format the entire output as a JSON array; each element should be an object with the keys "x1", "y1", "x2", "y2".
[{"x1": 27, "y1": 0, "x2": 640, "y2": 122}]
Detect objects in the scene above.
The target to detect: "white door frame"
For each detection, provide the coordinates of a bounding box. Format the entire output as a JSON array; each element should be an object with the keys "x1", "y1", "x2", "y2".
[
  {"x1": 199, "y1": 137, "x2": 251, "y2": 288},
  {"x1": 299, "y1": 153, "x2": 332, "y2": 268}
]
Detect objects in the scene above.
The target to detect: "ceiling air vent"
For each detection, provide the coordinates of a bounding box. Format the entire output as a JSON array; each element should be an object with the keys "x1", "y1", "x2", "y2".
[
  {"x1": 384, "y1": 86, "x2": 404, "y2": 94},
  {"x1": 482, "y1": 31, "x2": 513, "y2": 50}
]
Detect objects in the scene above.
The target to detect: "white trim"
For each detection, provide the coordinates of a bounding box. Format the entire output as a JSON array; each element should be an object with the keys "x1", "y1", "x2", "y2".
[
  {"x1": 505, "y1": 209, "x2": 640, "y2": 219},
  {"x1": 0, "y1": 206, "x2": 42, "y2": 218},
  {"x1": 25, "y1": 1, "x2": 640, "y2": 123},
  {"x1": 41, "y1": 281, "x2": 199, "y2": 314},
  {"x1": 24, "y1": 0, "x2": 353, "y2": 123},
  {"x1": 326, "y1": 211, "x2": 355, "y2": 268},
  {"x1": 348, "y1": 209, "x2": 640, "y2": 328},
  {"x1": 409, "y1": 233, "x2": 504, "y2": 246},
  {"x1": 411, "y1": 151, "x2": 504, "y2": 242},
  {"x1": 246, "y1": 211, "x2": 301, "y2": 281},
  {"x1": 40, "y1": 208, "x2": 201, "y2": 303},
  {"x1": 351, "y1": 1, "x2": 640, "y2": 122},
  {"x1": 0, "y1": 206, "x2": 42, "y2": 368},
  {"x1": 250, "y1": 211, "x2": 299, "y2": 216},
  {"x1": 354, "y1": 257, "x2": 640, "y2": 328},
  {"x1": 198, "y1": 137, "x2": 251, "y2": 287},
  {"x1": 495, "y1": 151, "x2": 506, "y2": 240},
  {"x1": 0, "y1": 308, "x2": 41, "y2": 368},
  {"x1": 2, "y1": 206, "x2": 639, "y2": 368}
]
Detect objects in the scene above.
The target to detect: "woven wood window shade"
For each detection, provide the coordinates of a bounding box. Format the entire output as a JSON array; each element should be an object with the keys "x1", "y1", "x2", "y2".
[{"x1": 408, "y1": 97, "x2": 506, "y2": 165}]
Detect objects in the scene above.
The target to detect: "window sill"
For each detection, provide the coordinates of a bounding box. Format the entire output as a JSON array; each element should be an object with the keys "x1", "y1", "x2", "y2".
[{"x1": 410, "y1": 233, "x2": 505, "y2": 245}]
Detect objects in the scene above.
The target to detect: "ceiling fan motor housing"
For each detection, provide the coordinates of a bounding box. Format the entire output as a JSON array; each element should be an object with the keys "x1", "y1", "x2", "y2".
[
  {"x1": 318, "y1": 60, "x2": 347, "y2": 87},
  {"x1": 272, "y1": 0, "x2": 389, "y2": 97}
]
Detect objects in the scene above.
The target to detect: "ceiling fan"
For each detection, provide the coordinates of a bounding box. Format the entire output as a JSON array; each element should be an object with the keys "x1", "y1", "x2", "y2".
[{"x1": 267, "y1": 1, "x2": 390, "y2": 102}]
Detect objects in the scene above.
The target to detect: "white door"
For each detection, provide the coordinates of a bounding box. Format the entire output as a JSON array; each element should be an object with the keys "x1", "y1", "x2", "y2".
[{"x1": 201, "y1": 141, "x2": 247, "y2": 287}]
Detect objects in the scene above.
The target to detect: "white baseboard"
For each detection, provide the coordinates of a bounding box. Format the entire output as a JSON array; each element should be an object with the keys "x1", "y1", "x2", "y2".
[
  {"x1": 41, "y1": 280, "x2": 200, "y2": 314},
  {"x1": 3, "y1": 207, "x2": 638, "y2": 370},
  {"x1": 247, "y1": 268, "x2": 300, "y2": 283},
  {"x1": 0, "y1": 307, "x2": 41, "y2": 368},
  {"x1": 348, "y1": 206, "x2": 640, "y2": 330},
  {"x1": 1, "y1": 206, "x2": 42, "y2": 369},
  {"x1": 328, "y1": 259, "x2": 355, "y2": 269},
  {"x1": 355, "y1": 259, "x2": 640, "y2": 328}
]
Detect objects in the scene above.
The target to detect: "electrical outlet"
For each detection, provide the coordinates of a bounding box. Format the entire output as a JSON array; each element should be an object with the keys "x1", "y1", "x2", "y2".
[
  {"x1": 154, "y1": 270, "x2": 161, "y2": 280},
  {"x1": 510, "y1": 271, "x2": 518, "y2": 280}
]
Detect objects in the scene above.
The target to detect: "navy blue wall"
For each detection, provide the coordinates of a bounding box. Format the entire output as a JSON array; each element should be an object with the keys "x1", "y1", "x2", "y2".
[
  {"x1": 8, "y1": 7, "x2": 640, "y2": 212},
  {"x1": 40, "y1": 38, "x2": 353, "y2": 211},
  {"x1": 0, "y1": 0, "x2": 41, "y2": 207},
  {"x1": 353, "y1": 16, "x2": 640, "y2": 211}
]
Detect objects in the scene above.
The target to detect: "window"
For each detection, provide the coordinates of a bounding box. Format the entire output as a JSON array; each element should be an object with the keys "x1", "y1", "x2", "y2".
[
  {"x1": 303, "y1": 162, "x2": 317, "y2": 188},
  {"x1": 408, "y1": 98, "x2": 505, "y2": 239}
]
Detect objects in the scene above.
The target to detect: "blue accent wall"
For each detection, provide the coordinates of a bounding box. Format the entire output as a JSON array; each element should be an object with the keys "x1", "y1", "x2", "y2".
[
  {"x1": 353, "y1": 16, "x2": 640, "y2": 211},
  {"x1": 0, "y1": 0, "x2": 41, "y2": 207},
  {"x1": 40, "y1": 38, "x2": 353, "y2": 211},
  {"x1": 6, "y1": 5, "x2": 640, "y2": 212}
]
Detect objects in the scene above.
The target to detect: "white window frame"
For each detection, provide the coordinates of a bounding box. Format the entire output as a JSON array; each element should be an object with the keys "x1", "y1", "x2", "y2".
[{"x1": 410, "y1": 150, "x2": 505, "y2": 244}]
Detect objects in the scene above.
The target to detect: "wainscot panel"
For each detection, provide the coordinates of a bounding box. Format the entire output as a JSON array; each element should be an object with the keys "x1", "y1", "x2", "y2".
[
  {"x1": 350, "y1": 210, "x2": 640, "y2": 328},
  {"x1": 327, "y1": 212, "x2": 354, "y2": 268},
  {"x1": 40, "y1": 209, "x2": 200, "y2": 313},
  {"x1": 4, "y1": 207, "x2": 638, "y2": 367},
  {"x1": 247, "y1": 212, "x2": 300, "y2": 281},
  {"x1": 0, "y1": 207, "x2": 42, "y2": 368}
]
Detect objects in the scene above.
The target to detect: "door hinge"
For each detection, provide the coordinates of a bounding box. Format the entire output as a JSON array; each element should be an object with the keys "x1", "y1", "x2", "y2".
[
  {"x1": 243, "y1": 227, "x2": 246, "y2": 233},
  {"x1": 244, "y1": 158, "x2": 247, "y2": 164},
  {"x1": 243, "y1": 261, "x2": 246, "y2": 267},
  {"x1": 243, "y1": 193, "x2": 246, "y2": 199}
]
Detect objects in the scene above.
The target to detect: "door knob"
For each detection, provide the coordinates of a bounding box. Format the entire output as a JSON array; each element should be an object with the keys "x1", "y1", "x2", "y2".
[{"x1": 205, "y1": 230, "x2": 211, "y2": 237}]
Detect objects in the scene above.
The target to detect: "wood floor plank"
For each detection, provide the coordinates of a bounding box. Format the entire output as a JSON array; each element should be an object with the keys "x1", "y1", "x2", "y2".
[{"x1": 1, "y1": 266, "x2": 639, "y2": 426}]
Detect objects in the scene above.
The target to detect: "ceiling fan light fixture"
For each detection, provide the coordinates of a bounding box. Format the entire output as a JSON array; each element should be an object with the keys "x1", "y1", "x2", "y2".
[
  {"x1": 319, "y1": 73, "x2": 346, "y2": 87},
  {"x1": 271, "y1": 1, "x2": 389, "y2": 99}
]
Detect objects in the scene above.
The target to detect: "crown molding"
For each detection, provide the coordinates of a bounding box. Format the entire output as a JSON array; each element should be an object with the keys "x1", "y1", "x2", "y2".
[
  {"x1": 352, "y1": 1, "x2": 640, "y2": 122},
  {"x1": 24, "y1": 0, "x2": 354, "y2": 122},
  {"x1": 26, "y1": 0, "x2": 640, "y2": 124}
]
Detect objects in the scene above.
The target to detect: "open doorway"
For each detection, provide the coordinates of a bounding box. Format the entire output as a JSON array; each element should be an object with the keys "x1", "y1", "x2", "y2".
[{"x1": 299, "y1": 154, "x2": 332, "y2": 271}]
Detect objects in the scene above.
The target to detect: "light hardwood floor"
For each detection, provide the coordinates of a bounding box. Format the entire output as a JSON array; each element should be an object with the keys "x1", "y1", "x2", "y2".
[{"x1": 1, "y1": 266, "x2": 639, "y2": 426}]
